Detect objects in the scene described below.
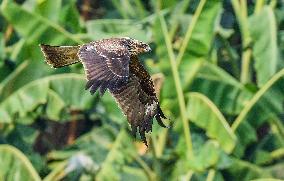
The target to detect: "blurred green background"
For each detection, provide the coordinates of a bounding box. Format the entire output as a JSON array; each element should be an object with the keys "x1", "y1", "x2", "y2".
[{"x1": 0, "y1": 0, "x2": 284, "y2": 180}]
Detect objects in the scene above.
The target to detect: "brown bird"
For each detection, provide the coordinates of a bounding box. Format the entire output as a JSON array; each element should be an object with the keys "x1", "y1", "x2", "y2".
[{"x1": 40, "y1": 37, "x2": 167, "y2": 146}]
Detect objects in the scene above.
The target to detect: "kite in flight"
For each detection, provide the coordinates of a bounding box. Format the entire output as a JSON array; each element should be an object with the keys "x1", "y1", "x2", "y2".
[{"x1": 40, "y1": 37, "x2": 167, "y2": 146}]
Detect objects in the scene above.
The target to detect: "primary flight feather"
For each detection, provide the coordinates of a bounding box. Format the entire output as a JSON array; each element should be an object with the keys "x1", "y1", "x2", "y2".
[{"x1": 40, "y1": 37, "x2": 167, "y2": 146}]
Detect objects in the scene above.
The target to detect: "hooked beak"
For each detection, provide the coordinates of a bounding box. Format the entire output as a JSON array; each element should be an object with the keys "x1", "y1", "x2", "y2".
[{"x1": 145, "y1": 45, "x2": 151, "y2": 52}]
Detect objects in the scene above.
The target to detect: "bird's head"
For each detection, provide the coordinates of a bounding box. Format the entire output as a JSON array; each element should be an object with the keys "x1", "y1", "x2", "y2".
[{"x1": 122, "y1": 37, "x2": 151, "y2": 55}]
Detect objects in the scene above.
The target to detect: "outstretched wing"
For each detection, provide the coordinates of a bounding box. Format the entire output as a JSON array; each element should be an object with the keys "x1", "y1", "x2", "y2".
[
  {"x1": 110, "y1": 56, "x2": 166, "y2": 146},
  {"x1": 110, "y1": 73, "x2": 154, "y2": 146},
  {"x1": 78, "y1": 41, "x2": 130, "y2": 95}
]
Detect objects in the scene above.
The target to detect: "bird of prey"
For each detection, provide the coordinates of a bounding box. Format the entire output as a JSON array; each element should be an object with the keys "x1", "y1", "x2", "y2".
[{"x1": 40, "y1": 37, "x2": 167, "y2": 146}]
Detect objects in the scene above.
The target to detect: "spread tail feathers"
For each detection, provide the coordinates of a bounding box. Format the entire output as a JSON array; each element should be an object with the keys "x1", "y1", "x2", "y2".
[{"x1": 40, "y1": 44, "x2": 80, "y2": 68}]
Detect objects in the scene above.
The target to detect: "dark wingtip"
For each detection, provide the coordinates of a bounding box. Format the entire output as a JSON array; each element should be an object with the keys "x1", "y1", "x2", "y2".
[
  {"x1": 96, "y1": 81, "x2": 108, "y2": 96},
  {"x1": 157, "y1": 105, "x2": 167, "y2": 119},
  {"x1": 156, "y1": 106, "x2": 169, "y2": 128},
  {"x1": 155, "y1": 115, "x2": 169, "y2": 128},
  {"x1": 130, "y1": 124, "x2": 137, "y2": 138},
  {"x1": 141, "y1": 135, "x2": 148, "y2": 147},
  {"x1": 85, "y1": 80, "x2": 93, "y2": 90},
  {"x1": 139, "y1": 126, "x2": 148, "y2": 147},
  {"x1": 143, "y1": 140, "x2": 148, "y2": 147},
  {"x1": 87, "y1": 80, "x2": 101, "y2": 95},
  {"x1": 99, "y1": 87, "x2": 108, "y2": 96},
  {"x1": 130, "y1": 121, "x2": 150, "y2": 147}
]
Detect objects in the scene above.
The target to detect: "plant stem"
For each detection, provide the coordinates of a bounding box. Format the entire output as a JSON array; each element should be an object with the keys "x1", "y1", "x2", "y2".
[
  {"x1": 232, "y1": 158, "x2": 271, "y2": 177},
  {"x1": 156, "y1": 0, "x2": 161, "y2": 12},
  {"x1": 241, "y1": 50, "x2": 252, "y2": 83},
  {"x1": 176, "y1": 0, "x2": 207, "y2": 66},
  {"x1": 232, "y1": 68, "x2": 284, "y2": 132},
  {"x1": 184, "y1": 170, "x2": 194, "y2": 180},
  {"x1": 43, "y1": 161, "x2": 68, "y2": 181},
  {"x1": 133, "y1": 0, "x2": 147, "y2": 18},
  {"x1": 4, "y1": 24, "x2": 13, "y2": 42},
  {"x1": 231, "y1": 0, "x2": 252, "y2": 84},
  {"x1": 270, "y1": 117, "x2": 284, "y2": 138},
  {"x1": 159, "y1": 14, "x2": 194, "y2": 158},
  {"x1": 110, "y1": 0, "x2": 129, "y2": 18},
  {"x1": 154, "y1": 128, "x2": 168, "y2": 158},
  {"x1": 130, "y1": 152, "x2": 156, "y2": 181},
  {"x1": 271, "y1": 148, "x2": 284, "y2": 160},
  {"x1": 169, "y1": 0, "x2": 192, "y2": 40},
  {"x1": 206, "y1": 169, "x2": 216, "y2": 181},
  {"x1": 270, "y1": 0, "x2": 277, "y2": 9},
  {"x1": 240, "y1": 0, "x2": 248, "y2": 17},
  {"x1": 254, "y1": 0, "x2": 265, "y2": 14},
  {"x1": 271, "y1": 123, "x2": 284, "y2": 146}
]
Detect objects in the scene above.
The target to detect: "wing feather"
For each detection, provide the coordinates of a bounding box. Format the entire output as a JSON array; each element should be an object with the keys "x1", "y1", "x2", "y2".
[
  {"x1": 78, "y1": 41, "x2": 130, "y2": 95},
  {"x1": 90, "y1": 81, "x2": 101, "y2": 95},
  {"x1": 110, "y1": 56, "x2": 167, "y2": 146}
]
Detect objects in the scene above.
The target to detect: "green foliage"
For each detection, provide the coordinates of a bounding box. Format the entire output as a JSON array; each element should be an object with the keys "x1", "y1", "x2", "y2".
[
  {"x1": 0, "y1": 0, "x2": 83, "y2": 45},
  {"x1": 0, "y1": 74, "x2": 95, "y2": 123},
  {"x1": 0, "y1": 144, "x2": 41, "y2": 181},
  {"x1": 0, "y1": 0, "x2": 284, "y2": 180},
  {"x1": 186, "y1": 92, "x2": 236, "y2": 153},
  {"x1": 250, "y1": 7, "x2": 279, "y2": 86}
]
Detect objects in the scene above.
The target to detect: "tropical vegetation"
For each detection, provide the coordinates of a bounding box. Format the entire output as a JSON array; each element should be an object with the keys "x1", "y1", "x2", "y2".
[{"x1": 0, "y1": 0, "x2": 284, "y2": 180}]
